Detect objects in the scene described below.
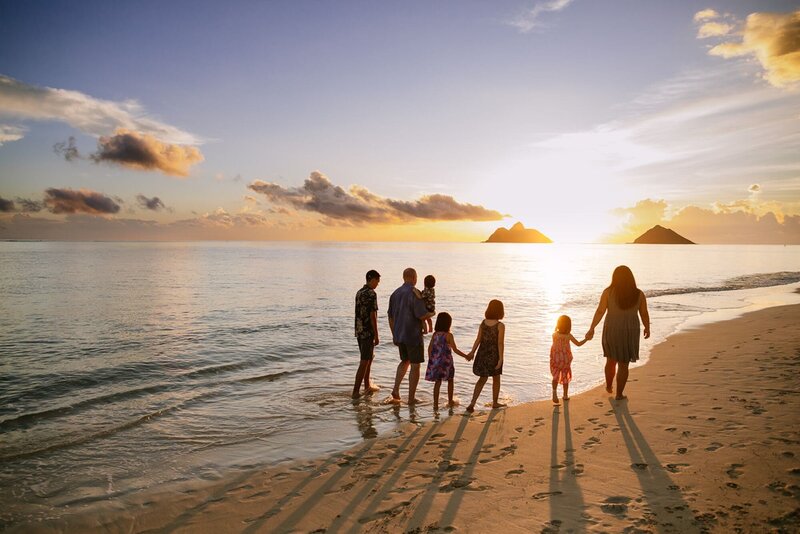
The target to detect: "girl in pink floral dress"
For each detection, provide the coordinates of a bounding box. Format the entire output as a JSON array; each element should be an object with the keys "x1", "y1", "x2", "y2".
[
  {"x1": 426, "y1": 312, "x2": 470, "y2": 410},
  {"x1": 550, "y1": 315, "x2": 587, "y2": 405}
]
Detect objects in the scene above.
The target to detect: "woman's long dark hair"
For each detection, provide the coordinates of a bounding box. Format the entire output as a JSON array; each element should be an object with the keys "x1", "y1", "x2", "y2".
[{"x1": 608, "y1": 265, "x2": 639, "y2": 310}]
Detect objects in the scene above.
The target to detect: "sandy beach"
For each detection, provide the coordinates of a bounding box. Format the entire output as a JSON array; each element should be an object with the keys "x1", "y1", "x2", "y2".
[{"x1": 11, "y1": 302, "x2": 800, "y2": 533}]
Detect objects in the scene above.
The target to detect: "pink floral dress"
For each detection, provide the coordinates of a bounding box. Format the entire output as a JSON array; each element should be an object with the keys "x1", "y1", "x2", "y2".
[
  {"x1": 550, "y1": 333, "x2": 573, "y2": 385},
  {"x1": 425, "y1": 332, "x2": 455, "y2": 381}
]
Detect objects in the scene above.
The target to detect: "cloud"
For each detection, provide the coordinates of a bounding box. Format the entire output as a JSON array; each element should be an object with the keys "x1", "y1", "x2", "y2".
[
  {"x1": 44, "y1": 188, "x2": 121, "y2": 215},
  {"x1": 508, "y1": 0, "x2": 574, "y2": 32},
  {"x1": 248, "y1": 171, "x2": 506, "y2": 225},
  {"x1": 16, "y1": 197, "x2": 44, "y2": 212},
  {"x1": 699, "y1": 10, "x2": 800, "y2": 88},
  {"x1": 0, "y1": 195, "x2": 45, "y2": 213},
  {"x1": 0, "y1": 124, "x2": 25, "y2": 145},
  {"x1": 136, "y1": 194, "x2": 166, "y2": 211},
  {"x1": 610, "y1": 197, "x2": 800, "y2": 244},
  {"x1": 53, "y1": 136, "x2": 80, "y2": 161},
  {"x1": 0, "y1": 74, "x2": 201, "y2": 145},
  {"x1": 0, "y1": 196, "x2": 14, "y2": 212},
  {"x1": 90, "y1": 129, "x2": 204, "y2": 177},
  {"x1": 749, "y1": 183, "x2": 761, "y2": 193},
  {"x1": 694, "y1": 9, "x2": 719, "y2": 22},
  {"x1": 243, "y1": 195, "x2": 260, "y2": 204},
  {"x1": 697, "y1": 22, "x2": 733, "y2": 38}
]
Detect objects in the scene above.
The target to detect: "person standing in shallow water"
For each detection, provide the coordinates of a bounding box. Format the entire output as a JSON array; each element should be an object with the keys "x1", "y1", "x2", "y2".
[
  {"x1": 585, "y1": 265, "x2": 650, "y2": 400},
  {"x1": 465, "y1": 299, "x2": 507, "y2": 413},
  {"x1": 353, "y1": 270, "x2": 381, "y2": 399},
  {"x1": 388, "y1": 267, "x2": 433, "y2": 405}
]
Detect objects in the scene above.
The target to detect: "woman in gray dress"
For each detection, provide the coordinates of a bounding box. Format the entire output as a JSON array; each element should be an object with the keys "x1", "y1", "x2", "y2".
[{"x1": 585, "y1": 265, "x2": 650, "y2": 400}]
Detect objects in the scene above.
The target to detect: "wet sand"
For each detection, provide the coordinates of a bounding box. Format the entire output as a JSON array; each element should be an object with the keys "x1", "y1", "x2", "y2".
[{"x1": 9, "y1": 303, "x2": 800, "y2": 533}]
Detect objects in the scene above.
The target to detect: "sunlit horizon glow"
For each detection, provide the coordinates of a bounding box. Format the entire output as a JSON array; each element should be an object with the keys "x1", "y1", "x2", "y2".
[{"x1": 1, "y1": 2, "x2": 798, "y2": 244}]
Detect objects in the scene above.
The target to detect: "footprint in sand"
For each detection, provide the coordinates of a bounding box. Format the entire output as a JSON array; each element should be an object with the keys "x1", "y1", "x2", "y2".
[
  {"x1": 600, "y1": 496, "x2": 631, "y2": 516},
  {"x1": 357, "y1": 501, "x2": 412, "y2": 524},
  {"x1": 727, "y1": 464, "x2": 744, "y2": 479},
  {"x1": 631, "y1": 463, "x2": 648, "y2": 470},
  {"x1": 677, "y1": 447, "x2": 688, "y2": 454},
  {"x1": 532, "y1": 491, "x2": 563, "y2": 500},
  {"x1": 506, "y1": 468, "x2": 525, "y2": 477},
  {"x1": 665, "y1": 463, "x2": 690, "y2": 473},
  {"x1": 582, "y1": 436, "x2": 601, "y2": 450},
  {"x1": 571, "y1": 464, "x2": 585, "y2": 475},
  {"x1": 706, "y1": 442, "x2": 724, "y2": 452}
]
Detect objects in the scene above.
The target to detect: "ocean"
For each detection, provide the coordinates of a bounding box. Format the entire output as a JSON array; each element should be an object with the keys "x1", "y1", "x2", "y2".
[{"x1": 1, "y1": 241, "x2": 798, "y2": 523}]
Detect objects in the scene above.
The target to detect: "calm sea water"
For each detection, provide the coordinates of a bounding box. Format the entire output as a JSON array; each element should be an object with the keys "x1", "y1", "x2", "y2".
[{"x1": 1, "y1": 241, "x2": 799, "y2": 522}]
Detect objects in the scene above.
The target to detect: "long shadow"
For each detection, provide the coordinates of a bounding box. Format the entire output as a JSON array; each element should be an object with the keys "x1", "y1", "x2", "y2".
[
  {"x1": 346, "y1": 419, "x2": 444, "y2": 533},
  {"x1": 547, "y1": 402, "x2": 587, "y2": 532},
  {"x1": 240, "y1": 440, "x2": 376, "y2": 534},
  {"x1": 404, "y1": 413, "x2": 471, "y2": 529},
  {"x1": 438, "y1": 410, "x2": 498, "y2": 528},
  {"x1": 324, "y1": 423, "x2": 426, "y2": 534},
  {"x1": 610, "y1": 400, "x2": 697, "y2": 533}
]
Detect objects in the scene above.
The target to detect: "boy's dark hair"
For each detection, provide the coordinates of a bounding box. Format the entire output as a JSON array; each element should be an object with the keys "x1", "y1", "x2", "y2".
[
  {"x1": 366, "y1": 269, "x2": 380, "y2": 282},
  {"x1": 556, "y1": 315, "x2": 571, "y2": 335},
  {"x1": 424, "y1": 275, "x2": 436, "y2": 288},
  {"x1": 434, "y1": 312, "x2": 452, "y2": 332},
  {"x1": 484, "y1": 299, "x2": 504, "y2": 320}
]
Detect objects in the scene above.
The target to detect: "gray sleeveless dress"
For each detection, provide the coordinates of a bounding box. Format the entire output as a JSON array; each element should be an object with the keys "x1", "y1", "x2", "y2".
[{"x1": 602, "y1": 289, "x2": 642, "y2": 363}]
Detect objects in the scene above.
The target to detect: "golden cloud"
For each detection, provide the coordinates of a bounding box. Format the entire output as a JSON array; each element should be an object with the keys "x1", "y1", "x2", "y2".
[
  {"x1": 697, "y1": 21, "x2": 733, "y2": 38},
  {"x1": 694, "y1": 9, "x2": 720, "y2": 22},
  {"x1": 705, "y1": 10, "x2": 800, "y2": 88},
  {"x1": 92, "y1": 128, "x2": 204, "y2": 177}
]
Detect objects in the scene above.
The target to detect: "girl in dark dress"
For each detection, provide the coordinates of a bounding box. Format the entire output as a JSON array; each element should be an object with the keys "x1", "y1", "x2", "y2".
[{"x1": 465, "y1": 299, "x2": 506, "y2": 413}]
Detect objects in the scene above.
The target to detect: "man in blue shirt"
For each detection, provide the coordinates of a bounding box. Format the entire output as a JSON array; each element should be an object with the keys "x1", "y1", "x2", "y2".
[{"x1": 387, "y1": 267, "x2": 432, "y2": 404}]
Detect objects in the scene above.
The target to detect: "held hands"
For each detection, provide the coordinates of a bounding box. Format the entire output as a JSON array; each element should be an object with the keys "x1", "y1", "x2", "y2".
[
  {"x1": 643, "y1": 326, "x2": 650, "y2": 339},
  {"x1": 584, "y1": 328, "x2": 595, "y2": 341}
]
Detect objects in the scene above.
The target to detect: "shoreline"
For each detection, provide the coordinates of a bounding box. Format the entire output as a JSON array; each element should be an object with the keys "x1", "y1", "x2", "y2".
[{"x1": 9, "y1": 299, "x2": 800, "y2": 532}]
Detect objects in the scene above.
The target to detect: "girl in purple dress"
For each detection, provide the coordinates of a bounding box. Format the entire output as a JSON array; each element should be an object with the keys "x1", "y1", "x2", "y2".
[{"x1": 425, "y1": 312, "x2": 471, "y2": 410}]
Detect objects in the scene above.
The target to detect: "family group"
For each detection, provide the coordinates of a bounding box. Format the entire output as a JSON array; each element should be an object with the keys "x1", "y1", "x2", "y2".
[{"x1": 353, "y1": 266, "x2": 650, "y2": 411}]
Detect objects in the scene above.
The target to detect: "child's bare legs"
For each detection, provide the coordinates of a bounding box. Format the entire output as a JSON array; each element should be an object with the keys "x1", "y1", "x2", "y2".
[
  {"x1": 563, "y1": 383, "x2": 570, "y2": 401},
  {"x1": 491, "y1": 375, "x2": 506, "y2": 408},
  {"x1": 604, "y1": 358, "x2": 616, "y2": 393},
  {"x1": 466, "y1": 376, "x2": 488, "y2": 412},
  {"x1": 447, "y1": 379, "x2": 458, "y2": 406},
  {"x1": 433, "y1": 380, "x2": 442, "y2": 410},
  {"x1": 551, "y1": 379, "x2": 560, "y2": 405},
  {"x1": 424, "y1": 317, "x2": 433, "y2": 334}
]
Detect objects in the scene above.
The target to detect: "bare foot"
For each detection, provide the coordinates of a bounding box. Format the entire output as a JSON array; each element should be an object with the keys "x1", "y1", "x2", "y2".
[
  {"x1": 408, "y1": 398, "x2": 422, "y2": 405},
  {"x1": 465, "y1": 405, "x2": 475, "y2": 413},
  {"x1": 615, "y1": 395, "x2": 628, "y2": 401},
  {"x1": 447, "y1": 398, "x2": 460, "y2": 407},
  {"x1": 391, "y1": 389, "x2": 401, "y2": 400},
  {"x1": 366, "y1": 384, "x2": 381, "y2": 394},
  {"x1": 605, "y1": 386, "x2": 613, "y2": 394},
  {"x1": 351, "y1": 392, "x2": 361, "y2": 399},
  {"x1": 492, "y1": 402, "x2": 507, "y2": 409},
  {"x1": 563, "y1": 396, "x2": 570, "y2": 401},
  {"x1": 552, "y1": 398, "x2": 560, "y2": 406}
]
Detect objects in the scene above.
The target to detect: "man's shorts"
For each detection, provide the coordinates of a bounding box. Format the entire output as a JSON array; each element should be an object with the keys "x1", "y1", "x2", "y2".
[
  {"x1": 358, "y1": 337, "x2": 375, "y2": 361},
  {"x1": 398, "y1": 342, "x2": 425, "y2": 364}
]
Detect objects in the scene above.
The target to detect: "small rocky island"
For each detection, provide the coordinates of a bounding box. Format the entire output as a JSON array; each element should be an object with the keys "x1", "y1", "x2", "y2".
[
  {"x1": 485, "y1": 222, "x2": 552, "y2": 243},
  {"x1": 633, "y1": 225, "x2": 695, "y2": 244}
]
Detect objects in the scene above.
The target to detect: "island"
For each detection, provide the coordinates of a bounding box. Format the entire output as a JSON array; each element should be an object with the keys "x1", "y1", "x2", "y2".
[
  {"x1": 484, "y1": 222, "x2": 552, "y2": 243},
  {"x1": 633, "y1": 225, "x2": 695, "y2": 244}
]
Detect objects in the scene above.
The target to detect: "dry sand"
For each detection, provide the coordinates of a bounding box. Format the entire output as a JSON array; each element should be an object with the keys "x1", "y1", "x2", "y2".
[{"x1": 12, "y1": 303, "x2": 800, "y2": 533}]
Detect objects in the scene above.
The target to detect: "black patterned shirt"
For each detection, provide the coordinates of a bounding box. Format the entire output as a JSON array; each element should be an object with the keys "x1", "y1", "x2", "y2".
[{"x1": 355, "y1": 285, "x2": 378, "y2": 340}]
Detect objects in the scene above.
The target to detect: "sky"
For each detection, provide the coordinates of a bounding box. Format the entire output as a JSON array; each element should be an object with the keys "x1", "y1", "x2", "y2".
[{"x1": 0, "y1": 0, "x2": 798, "y2": 243}]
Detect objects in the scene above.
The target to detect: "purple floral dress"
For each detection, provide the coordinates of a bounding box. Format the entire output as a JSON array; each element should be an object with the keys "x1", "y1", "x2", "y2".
[{"x1": 425, "y1": 332, "x2": 455, "y2": 381}]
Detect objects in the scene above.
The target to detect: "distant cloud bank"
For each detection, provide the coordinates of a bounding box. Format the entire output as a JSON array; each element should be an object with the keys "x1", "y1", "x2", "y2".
[
  {"x1": 44, "y1": 188, "x2": 121, "y2": 215},
  {"x1": 695, "y1": 8, "x2": 800, "y2": 88},
  {"x1": 248, "y1": 171, "x2": 506, "y2": 225},
  {"x1": 611, "y1": 196, "x2": 800, "y2": 244},
  {"x1": 136, "y1": 195, "x2": 167, "y2": 211}
]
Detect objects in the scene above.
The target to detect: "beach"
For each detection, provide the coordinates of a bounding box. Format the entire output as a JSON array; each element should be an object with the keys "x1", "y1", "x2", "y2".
[{"x1": 10, "y1": 300, "x2": 799, "y2": 533}]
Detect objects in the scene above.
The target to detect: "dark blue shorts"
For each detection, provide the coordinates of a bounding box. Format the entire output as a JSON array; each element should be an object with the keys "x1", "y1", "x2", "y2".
[{"x1": 398, "y1": 342, "x2": 424, "y2": 364}]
